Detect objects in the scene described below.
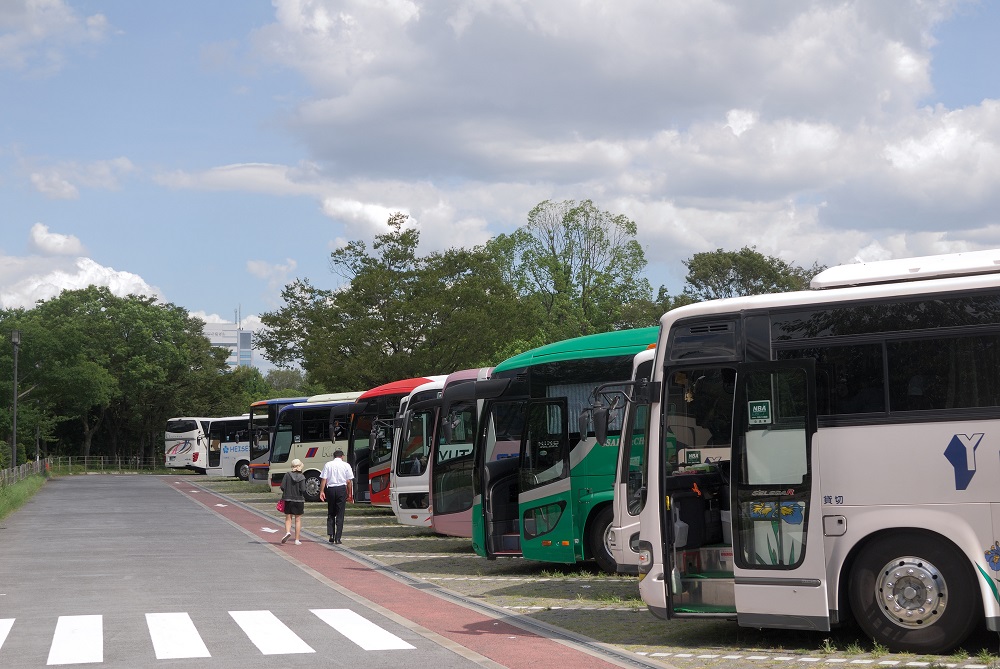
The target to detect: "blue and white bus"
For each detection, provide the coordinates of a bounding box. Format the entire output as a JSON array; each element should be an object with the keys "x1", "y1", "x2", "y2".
[{"x1": 201, "y1": 414, "x2": 252, "y2": 479}]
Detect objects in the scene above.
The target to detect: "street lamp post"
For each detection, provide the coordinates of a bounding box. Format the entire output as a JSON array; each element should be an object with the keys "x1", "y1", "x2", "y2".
[{"x1": 11, "y1": 329, "x2": 19, "y2": 470}]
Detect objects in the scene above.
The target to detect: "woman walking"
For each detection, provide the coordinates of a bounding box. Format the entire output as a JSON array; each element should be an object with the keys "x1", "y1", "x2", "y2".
[{"x1": 280, "y1": 458, "x2": 306, "y2": 545}]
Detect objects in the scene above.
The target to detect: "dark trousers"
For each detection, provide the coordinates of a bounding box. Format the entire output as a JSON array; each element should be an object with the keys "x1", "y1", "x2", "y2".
[{"x1": 325, "y1": 485, "x2": 347, "y2": 540}]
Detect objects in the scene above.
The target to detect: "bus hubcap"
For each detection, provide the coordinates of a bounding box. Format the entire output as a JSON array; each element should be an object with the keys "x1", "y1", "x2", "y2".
[{"x1": 875, "y1": 556, "x2": 946, "y2": 629}]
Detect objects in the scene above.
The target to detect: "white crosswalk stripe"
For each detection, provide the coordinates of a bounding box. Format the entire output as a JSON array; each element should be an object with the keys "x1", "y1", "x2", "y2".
[
  {"x1": 311, "y1": 609, "x2": 414, "y2": 650},
  {"x1": 0, "y1": 619, "x2": 13, "y2": 650},
  {"x1": 146, "y1": 612, "x2": 211, "y2": 660},
  {"x1": 47, "y1": 615, "x2": 102, "y2": 666},
  {"x1": 229, "y1": 610, "x2": 315, "y2": 655},
  {"x1": 0, "y1": 608, "x2": 415, "y2": 664}
]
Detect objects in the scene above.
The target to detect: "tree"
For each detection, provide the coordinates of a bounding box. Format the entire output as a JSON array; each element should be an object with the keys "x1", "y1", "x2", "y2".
[
  {"x1": 258, "y1": 213, "x2": 524, "y2": 389},
  {"x1": 498, "y1": 199, "x2": 654, "y2": 340},
  {"x1": 265, "y1": 368, "x2": 307, "y2": 394},
  {"x1": 0, "y1": 287, "x2": 230, "y2": 460},
  {"x1": 682, "y1": 247, "x2": 825, "y2": 301},
  {"x1": 218, "y1": 365, "x2": 275, "y2": 415}
]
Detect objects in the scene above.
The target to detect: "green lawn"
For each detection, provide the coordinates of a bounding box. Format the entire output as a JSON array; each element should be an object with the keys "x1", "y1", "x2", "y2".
[{"x1": 0, "y1": 474, "x2": 47, "y2": 520}]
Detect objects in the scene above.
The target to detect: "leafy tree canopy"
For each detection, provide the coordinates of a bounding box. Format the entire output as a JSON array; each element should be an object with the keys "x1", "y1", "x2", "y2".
[{"x1": 683, "y1": 246, "x2": 825, "y2": 301}]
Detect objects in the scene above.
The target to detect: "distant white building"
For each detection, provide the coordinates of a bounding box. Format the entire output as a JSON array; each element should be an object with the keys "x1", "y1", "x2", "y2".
[{"x1": 204, "y1": 323, "x2": 253, "y2": 368}]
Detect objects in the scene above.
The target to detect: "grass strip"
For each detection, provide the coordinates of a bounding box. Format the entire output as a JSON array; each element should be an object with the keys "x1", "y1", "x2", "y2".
[{"x1": 0, "y1": 474, "x2": 47, "y2": 520}]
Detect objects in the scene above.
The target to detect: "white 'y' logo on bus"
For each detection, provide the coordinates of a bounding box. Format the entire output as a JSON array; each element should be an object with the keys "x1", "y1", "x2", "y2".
[{"x1": 943, "y1": 433, "x2": 983, "y2": 490}]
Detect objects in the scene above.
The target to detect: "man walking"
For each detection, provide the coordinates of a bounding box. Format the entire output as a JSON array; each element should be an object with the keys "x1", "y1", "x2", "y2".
[{"x1": 319, "y1": 449, "x2": 354, "y2": 544}]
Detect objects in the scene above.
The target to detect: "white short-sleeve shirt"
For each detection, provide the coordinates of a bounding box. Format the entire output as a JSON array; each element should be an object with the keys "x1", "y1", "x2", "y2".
[{"x1": 321, "y1": 457, "x2": 354, "y2": 486}]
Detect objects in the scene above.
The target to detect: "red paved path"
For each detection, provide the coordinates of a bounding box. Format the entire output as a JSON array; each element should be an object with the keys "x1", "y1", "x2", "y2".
[{"x1": 174, "y1": 480, "x2": 634, "y2": 669}]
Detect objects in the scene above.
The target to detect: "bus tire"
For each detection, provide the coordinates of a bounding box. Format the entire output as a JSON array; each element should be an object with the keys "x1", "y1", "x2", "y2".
[
  {"x1": 848, "y1": 532, "x2": 979, "y2": 654},
  {"x1": 303, "y1": 473, "x2": 322, "y2": 503},
  {"x1": 236, "y1": 460, "x2": 250, "y2": 482},
  {"x1": 587, "y1": 505, "x2": 617, "y2": 574}
]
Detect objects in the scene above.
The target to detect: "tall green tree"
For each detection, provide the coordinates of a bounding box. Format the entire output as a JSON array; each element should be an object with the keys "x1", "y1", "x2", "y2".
[
  {"x1": 496, "y1": 199, "x2": 654, "y2": 340},
  {"x1": 682, "y1": 246, "x2": 825, "y2": 301}
]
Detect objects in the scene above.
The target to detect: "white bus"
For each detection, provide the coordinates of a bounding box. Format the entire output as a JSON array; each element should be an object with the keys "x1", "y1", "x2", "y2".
[
  {"x1": 611, "y1": 249, "x2": 1000, "y2": 653},
  {"x1": 427, "y1": 367, "x2": 494, "y2": 537},
  {"x1": 164, "y1": 417, "x2": 211, "y2": 470},
  {"x1": 388, "y1": 378, "x2": 445, "y2": 527},
  {"x1": 268, "y1": 392, "x2": 364, "y2": 502},
  {"x1": 389, "y1": 371, "x2": 480, "y2": 527},
  {"x1": 202, "y1": 414, "x2": 252, "y2": 479}
]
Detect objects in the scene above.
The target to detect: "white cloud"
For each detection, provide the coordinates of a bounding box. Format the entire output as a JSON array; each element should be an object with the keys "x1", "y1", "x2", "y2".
[
  {"x1": 0, "y1": 257, "x2": 161, "y2": 309},
  {"x1": 0, "y1": 0, "x2": 109, "y2": 76},
  {"x1": 154, "y1": 162, "x2": 320, "y2": 195},
  {"x1": 29, "y1": 223, "x2": 84, "y2": 256},
  {"x1": 247, "y1": 258, "x2": 297, "y2": 280},
  {"x1": 28, "y1": 157, "x2": 135, "y2": 199},
  {"x1": 247, "y1": 258, "x2": 299, "y2": 309}
]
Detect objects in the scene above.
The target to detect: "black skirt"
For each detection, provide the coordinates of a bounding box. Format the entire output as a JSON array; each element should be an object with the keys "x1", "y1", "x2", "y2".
[{"x1": 283, "y1": 500, "x2": 305, "y2": 516}]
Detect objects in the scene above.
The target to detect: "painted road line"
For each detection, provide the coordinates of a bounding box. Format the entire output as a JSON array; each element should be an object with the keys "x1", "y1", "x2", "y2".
[
  {"x1": 229, "y1": 610, "x2": 314, "y2": 655},
  {"x1": 311, "y1": 609, "x2": 415, "y2": 651},
  {"x1": 47, "y1": 615, "x2": 102, "y2": 665},
  {"x1": 146, "y1": 612, "x2": 211, "y2": 660},
  {"x1": 0, "y1": 619, "x2": 12, "y2": 650}
]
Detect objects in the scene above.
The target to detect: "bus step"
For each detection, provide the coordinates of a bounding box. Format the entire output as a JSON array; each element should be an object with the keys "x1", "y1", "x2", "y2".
[
  {"x1": 674, "y1": 603, "x2": 738, "y2": 614},
  {"x1": 494, "y1": 533, "x2": 521, "y2": 553},
  {"x1": 676, "y1": 576, "x2": 736, "y2": 608}
]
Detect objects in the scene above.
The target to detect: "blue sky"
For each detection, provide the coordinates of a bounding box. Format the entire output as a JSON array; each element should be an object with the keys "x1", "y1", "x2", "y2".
[{"x1": 3, "y1": 1, "x2": 1000, "y2": 368}]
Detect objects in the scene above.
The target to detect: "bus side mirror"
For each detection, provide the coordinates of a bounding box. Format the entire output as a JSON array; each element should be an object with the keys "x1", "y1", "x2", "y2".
[{"x1": 593, "y1": 407, "x2": 609, "y2": 445}]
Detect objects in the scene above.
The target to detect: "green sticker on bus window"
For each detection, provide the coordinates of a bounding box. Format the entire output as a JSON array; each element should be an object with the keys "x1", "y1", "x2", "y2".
[
  {"x1": 748, "y1": 400, "x2": 771, "y2": 425},
  {"x1": 685, "y1": 450, "x2": 702, "y2": 464}
]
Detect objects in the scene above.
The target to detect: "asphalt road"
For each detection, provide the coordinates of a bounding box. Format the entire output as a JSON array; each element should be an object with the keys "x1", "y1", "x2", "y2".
[{"x1": 0, "y1": 475, "x2": 630, "y2": 669}]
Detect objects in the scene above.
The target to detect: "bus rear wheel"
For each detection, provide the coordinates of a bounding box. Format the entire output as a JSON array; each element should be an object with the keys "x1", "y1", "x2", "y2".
[
  {"x1": 304, "y1": 474, "x2": 322, "y2": 503},
  {"x1": 236, "y1": 461, "x2": 250, "y2": 482},
  {"x1": 588, "y1": 505, "x2": 617, "y2": 574},
  {"x1": 848, "y1": 532, "x2": 978, "y2": 654}
]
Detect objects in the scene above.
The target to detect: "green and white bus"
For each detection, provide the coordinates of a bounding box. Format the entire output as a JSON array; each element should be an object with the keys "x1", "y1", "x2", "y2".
[{"x1": 452, "y1": 327, "x2": 658, "y2": 573}]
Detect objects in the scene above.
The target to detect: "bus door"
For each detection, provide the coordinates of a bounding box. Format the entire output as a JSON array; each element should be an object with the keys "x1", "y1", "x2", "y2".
[
  {"x1": 517, "y1": 398, "x2": 576, "y2": 564},
  {"x1": 732, "y1": 360, "x2": 829, "y2": 632}
]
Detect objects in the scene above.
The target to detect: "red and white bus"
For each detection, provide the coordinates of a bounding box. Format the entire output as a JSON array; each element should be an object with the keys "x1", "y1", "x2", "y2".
[{"x1": 342, "y1": 376, "x2": 444, "y2": 505}]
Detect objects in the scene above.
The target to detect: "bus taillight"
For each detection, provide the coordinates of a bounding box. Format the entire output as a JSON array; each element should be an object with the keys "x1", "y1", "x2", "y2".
[{"x1": 637, "y1": 540, "x2": 653, "y2": 576}]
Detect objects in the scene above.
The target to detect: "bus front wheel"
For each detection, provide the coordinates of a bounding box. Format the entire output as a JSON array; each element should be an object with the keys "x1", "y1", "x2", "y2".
[
  {"x1": 304, "y1": 474, "x2": 322, "y2": 503},
  {"x1": 588, "y1": 505, "x2": 617, "y2": 574},
  {"x1": 236, "y1": 461, "x2": 250, "y2": 482},
  {"x1": 848, "y1": 532, "x2": 978, "y2": 654}
]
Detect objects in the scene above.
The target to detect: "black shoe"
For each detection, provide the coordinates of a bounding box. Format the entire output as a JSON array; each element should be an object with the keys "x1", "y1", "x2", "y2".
[{"x1": 329, "y1": 537, "x2": 335, "y2": 543}]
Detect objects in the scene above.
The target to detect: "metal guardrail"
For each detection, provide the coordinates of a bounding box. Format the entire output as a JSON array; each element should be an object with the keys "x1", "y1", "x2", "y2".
[
  {"x1": 0, "y1": 456, "x2": 164, "y2": 486},
  {"x1": 45, "y1": 456, "x2": 163, "y2": 475}
]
